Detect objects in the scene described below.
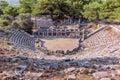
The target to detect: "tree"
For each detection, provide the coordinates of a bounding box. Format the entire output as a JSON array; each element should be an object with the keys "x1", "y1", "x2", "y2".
[
  {"x1": 3, "y1": 6, "x2": 18, "y2": 17},
  {"x1": 19, "y1": 0, "x2": 38, "y2": 14},
  {"x1": 100, "y1": 0, "x2": 120, "y2": 21},
  {"x1": 32, "y1": 0, "x2": 56, "y2": 18},
  {"x1": 51, "y1": 0, "x2": 71, "y2": 19},
  {"x1": 0, "y1": 0, "x2": 9, "y2": 9},
  {"x1": 70, "y1": 0, "x2": 98, "y2": 17},
  {"x1": 0, "y1": 8, "x2": 3, "y2": 15},
  {"x1": 32, "y1": 0, "x2": 71, "y2": 19},
  {"x1": 82, "y1": 1, "x2": 102, "y2": 20},
  {"x1": 0, "y1": 0, "x2": 9, "y2": 15},
  {"x1": 11, "y1": 13, "x2": 33, "y2": 33},
  {"x1": 82, "y1": 0, "x2": 120, "y2": 21}
]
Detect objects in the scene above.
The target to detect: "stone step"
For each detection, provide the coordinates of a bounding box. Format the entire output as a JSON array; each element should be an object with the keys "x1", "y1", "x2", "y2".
[{"x1": 8, "y1": 29, "x2": 36, "y2": 53}]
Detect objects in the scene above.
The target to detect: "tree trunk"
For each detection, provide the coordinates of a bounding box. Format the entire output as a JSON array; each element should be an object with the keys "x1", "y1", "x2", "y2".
[
  {"x1": 35, "y1": 15, "x2": 37, "y2": 27},
  {"x1": 50, "y1": 12, "x2": 53, "y2": 20}
]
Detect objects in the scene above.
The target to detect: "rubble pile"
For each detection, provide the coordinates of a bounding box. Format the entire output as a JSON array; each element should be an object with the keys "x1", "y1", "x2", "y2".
[{"x1": 0, "y1": 49, "x2": 120, "y2": 80}]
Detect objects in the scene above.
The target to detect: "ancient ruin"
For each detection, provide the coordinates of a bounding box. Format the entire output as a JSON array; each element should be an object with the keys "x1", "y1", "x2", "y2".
[
  {"x1": 30, "y1": 16, "x2": 84, "y2": 55},
  {"x1": 8, "y1": 17, "x2": 120, "y2": 57},
  {"x1": 32, "y1": 16, "x2": 82, "y2": 39},
  {"x1": 33, "y1": 25, "x2": 81, "y2": 38},
  {"x1": 2, "y1": 21, "x2": 120, "y2": 80}
]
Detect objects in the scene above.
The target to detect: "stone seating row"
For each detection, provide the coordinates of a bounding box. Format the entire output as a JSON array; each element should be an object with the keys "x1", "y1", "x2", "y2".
[
  {"x1": 84, "y1": 26, "x2": 120, "y2": 48},
  {"x1": 8, "y1": 29, "x2": 36, "y2": 53}
]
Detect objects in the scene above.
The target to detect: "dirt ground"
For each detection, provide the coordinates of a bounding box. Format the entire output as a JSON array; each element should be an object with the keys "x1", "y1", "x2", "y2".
[{"x1": 41, "y1": 38, "x2": 79, "y2": 51}]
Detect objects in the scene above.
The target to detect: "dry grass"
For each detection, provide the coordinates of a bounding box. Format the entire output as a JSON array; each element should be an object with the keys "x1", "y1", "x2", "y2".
[{"x1": 41, "y1": 38, "x2": 79, "y2": 51}]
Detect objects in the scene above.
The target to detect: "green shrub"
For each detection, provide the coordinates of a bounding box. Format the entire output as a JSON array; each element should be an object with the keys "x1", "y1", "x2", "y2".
[
  {"x1": 2, "y1": 20, "x2": 9, "y2": 26},
  {"x1": 7, "y1": 41, "x2": 11, "y2": 45},
  {"x1": 4, "y1": 30, "x2": 9, "y2": 35},
  {"x1": 0, "y1": 15, "x2": 10, "y2": 20},
  {"x1": 0, "y1": 19, "x2": 9, "y2": 27},
  {"x1": 11, "y1": 13, "x2": 33, "y2": 34}
]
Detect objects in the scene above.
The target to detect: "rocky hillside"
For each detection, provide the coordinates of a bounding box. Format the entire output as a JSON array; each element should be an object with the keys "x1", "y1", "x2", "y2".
[{"x1": 0, "y1": 40, "x2": 120, "y2": 80}]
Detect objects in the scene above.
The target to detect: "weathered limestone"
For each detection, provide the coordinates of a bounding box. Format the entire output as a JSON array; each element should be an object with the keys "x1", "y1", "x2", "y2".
[{"x1": 92, "y1": 71, "x2": 110, "y2": 79}]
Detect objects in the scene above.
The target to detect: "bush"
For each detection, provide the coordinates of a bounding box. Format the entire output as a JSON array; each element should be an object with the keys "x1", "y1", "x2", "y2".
[
  {"x1": 4, "y1": 30, "x2": 9, "y2": 35},
  {"x1": 11, "y1": 13, "x2": 33, "y2": 34},
  {"x1": 11, "y1": 20, "x2": 19, "y2": 29},
  {"x1": 6, "y1": 25, "x2": 11, "y2": 30},
  {"x1": 0, "y1": 15, "x2": 10, "y2": 20},
  {"x1": 2, "y1": 20, "x2": 9, "y2": 26},
  {"x1": 7, "y1": 41, "x2": 12, "y2": 45},
  {"x1": 0, "y1": 19, "x2": 9, "y2": 27}
]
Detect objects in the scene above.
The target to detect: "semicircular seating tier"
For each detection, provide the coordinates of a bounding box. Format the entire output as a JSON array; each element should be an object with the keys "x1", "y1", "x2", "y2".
[
  {"x1": 8, "y1": 29, "x2": 36, "y2": 53},
  {"x1": 83, "y1": 24, "x2": 120, "y2": 49}
]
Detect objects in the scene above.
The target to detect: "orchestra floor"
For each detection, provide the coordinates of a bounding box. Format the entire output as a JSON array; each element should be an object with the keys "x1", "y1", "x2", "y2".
[{"x1": 41, "y1": 38, "x2": 79, "y2": 52}]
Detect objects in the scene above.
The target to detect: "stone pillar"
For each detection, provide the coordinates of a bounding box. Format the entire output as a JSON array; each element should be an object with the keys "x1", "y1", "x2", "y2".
[
  {"x1": 78, "y1": 18, "x2": 81, "y2": 24},
  {"x1": 57, "y1": 30, "x2": 59, "y2": 38},
  {"x1": 64, "y1": 30, "x2": 66, "y2": 37},
  {"x1": 36, "y1": 32, "x2": 38, "y2": 38},
  {"x1": 51, "y1": 30, "x2": 53, "y2": 37},
  {"x1": 61, "y1": 30, "x2": 63, "y2": 38},
  {"x1": 43, "y1": 32, "x2": 45, "y2": 38},
  {"x1": 70, "y1": 18, "x2": 72, "y2": 24},
  {"x1": 60, "y1": 30, "x2": 62, "y2": 37},
  {"x1": 56, "y1": 30, "x2": 58, "y2": 37},
  {"x1": 81, "y1": 29, "x2": 85, "y2": 41},
  {"x1": 32, "y1": 32, "x2": 35, "y2": 37},
  {"x1": 54, "y1": 30, "x2": 57, "y2": 37},
  {"x1": 44, "y1": 31, "x2": 46, "y2": 37},
  {"x1": 46, "y1": 29, "x2": 48, "y2": 37}
]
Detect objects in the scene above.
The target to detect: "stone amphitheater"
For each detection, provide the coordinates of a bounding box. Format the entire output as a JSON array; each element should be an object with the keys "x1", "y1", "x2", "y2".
[
  {"x1": 5, "y1": 22, "x2": 120, "y2": 59},
  {"x1": 6, "y1": 17, "x2": 120, "y2": 59},
  {"x1": 1, "y1": 22, "x2": 120, "y2": 80}
]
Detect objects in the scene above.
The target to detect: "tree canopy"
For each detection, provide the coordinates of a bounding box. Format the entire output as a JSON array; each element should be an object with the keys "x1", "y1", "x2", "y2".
[
  {"x1": 3, "y1": 6, "x2": 18, "y2": 17},
  {"x1": 19, "y1": 0, "x2": 38, "y2": 13},
  {"x1": 12, "y1": 13, "x2": 33, "y2": 33},
  {"x1": 0, "y1": 0, "x2": 9, "y2": 15},
  {"x1": 1, "y1": 0, "x2": 120, "y2": 32},
  {"x1": 82, "y1": 0, "x2": 120, "y2": 21},
  {"x1": 1, "y1": 0, "x2": 120, "y2": 21}
]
